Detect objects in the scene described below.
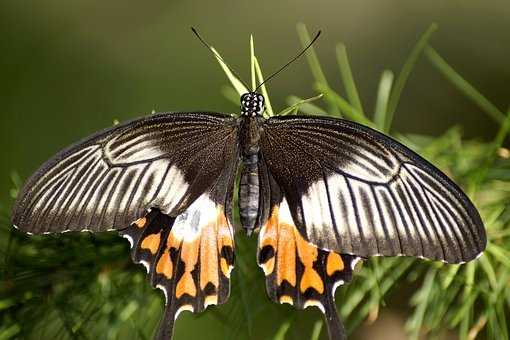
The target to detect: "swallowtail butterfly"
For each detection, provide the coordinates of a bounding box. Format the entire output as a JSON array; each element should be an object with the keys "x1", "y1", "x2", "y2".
[{"x1": 11, "y1": 32, "x2": 486, "y2": 340}]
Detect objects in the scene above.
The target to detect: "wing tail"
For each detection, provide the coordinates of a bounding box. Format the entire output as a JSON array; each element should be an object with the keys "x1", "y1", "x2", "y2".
[{"x1": 324, "y1": 295, "x2": 345, "y2": 340}]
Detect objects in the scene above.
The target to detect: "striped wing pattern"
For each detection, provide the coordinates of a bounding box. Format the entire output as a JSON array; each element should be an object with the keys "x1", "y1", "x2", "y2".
[
  {"x1": 261, "y1": 116, "x2": 486, "y2": 263},
  {"x1": 11, "y1": 112, "x2": 238, "y2": 234}
]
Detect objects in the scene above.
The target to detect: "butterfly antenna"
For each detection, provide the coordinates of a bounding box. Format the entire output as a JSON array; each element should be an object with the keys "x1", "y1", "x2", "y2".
[
  {"x1": 255, "y1": 30, "x2": 321, "y2": 91},
  {"x1": 191, "y1": 27, "x2": 251, "y2": 92}
]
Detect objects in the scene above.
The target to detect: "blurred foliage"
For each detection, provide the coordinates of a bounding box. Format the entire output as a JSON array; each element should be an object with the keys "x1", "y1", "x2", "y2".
[{"x1": 1, "y1": 23, "x2": 509, "y2": 340}]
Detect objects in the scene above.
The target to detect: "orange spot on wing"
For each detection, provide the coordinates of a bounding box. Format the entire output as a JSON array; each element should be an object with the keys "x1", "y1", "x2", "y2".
[
  {"x1": 276, "y1": 223, "x2": 297, "y2": 287},
  {"x1": 176, "y1": 236, "x2": 200, "y2": 298},
  {"x1": 326, "y1": 252, "x2": 344, "y2": 276},
  {"x1": 156, "y1": 251, "x2": 173, "y2": 278},
  {"x1": 200, "y1": 222, "x2": 219, "y2": 289},
  {"x1": 134, "y1": 217, "x2": 147, "y2": 228},
  {"x1": 140, "y1": 232, "x2": 161, "y2": 254},
  {"x1": 216, "y1": 208, "x2": 234, "y2": 278},
  {"x1": 261, "y1": 253, "x2": 275, "y2": 276},
  {"x1": 300, "y1": 267, "x2": 324, "y2": 294},
  {"x1": 220, "y1": 258, "x2": 231, "y2": 278},
  {"x1": 176, "y1": 272, "x2": 197, "y2": 298},
  {"x1": 216, "y1": 209, "x2": 233, "y2": 248},
  {"x1": 167, "y1": 230, "x2": 182, "y2": 249},
  {"x1": 260, "y1": 207, "x2": 279, "y2": 248},
  {"x1": 294, "y1": 228, "x2": 324, "y2": 294},
  {"x1": 259, "y1": 207, "x2": 279, "y2": 275}
]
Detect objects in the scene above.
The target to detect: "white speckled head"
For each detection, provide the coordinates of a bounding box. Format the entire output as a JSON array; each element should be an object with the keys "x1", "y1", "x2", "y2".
[{"x1": 240, "y1": 92, "x2": 265, "y2": 117}]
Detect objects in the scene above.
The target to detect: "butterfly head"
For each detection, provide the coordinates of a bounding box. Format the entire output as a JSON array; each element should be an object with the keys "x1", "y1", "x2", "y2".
[{"x1": 240, "y1": 92, "x2": 265, "y2": 117}]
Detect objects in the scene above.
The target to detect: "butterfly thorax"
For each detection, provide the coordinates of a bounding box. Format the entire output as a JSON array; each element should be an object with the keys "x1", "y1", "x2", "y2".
[{"x1": 239, "y1": 92, "x2": 265, "y2": 234}]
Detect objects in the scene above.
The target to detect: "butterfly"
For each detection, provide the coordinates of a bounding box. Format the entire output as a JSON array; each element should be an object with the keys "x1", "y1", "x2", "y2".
[{"x1": 11, "y1": 31, "x2": 486, "y2": 340}]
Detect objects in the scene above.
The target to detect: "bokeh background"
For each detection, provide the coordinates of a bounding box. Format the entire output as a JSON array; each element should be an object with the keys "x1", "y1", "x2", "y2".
[{"x1": 1, "y1": 1, "x2": 509, "y2": 339}]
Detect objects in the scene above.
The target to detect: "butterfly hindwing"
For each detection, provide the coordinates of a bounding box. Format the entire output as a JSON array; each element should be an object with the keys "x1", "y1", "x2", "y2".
[
  {"x1": 257, "y1": 197, "x2": 360, "y2": 339},
  {"x1": 261, "y1": 116, "x2": 486, "y2": 263},
  {"x1": 121, "y1": 191, "x2": 235, "y2": 340}
]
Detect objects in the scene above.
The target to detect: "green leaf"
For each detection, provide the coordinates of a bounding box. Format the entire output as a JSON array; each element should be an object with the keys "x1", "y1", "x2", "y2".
[
  {"x1": 310, "y1": 320, "x2": 323, "y2": 340},
  {"x1": 468, "y1": 107, "x2": 510, "y2": 196},
  {"x1": 250, "y1": 34, "x2": 256, "y2": 91},
  {"x1": 406, "y1": 268, "x2": 437, "y2": 340},
  {"x1": 315, "y1": 83, "x2": 375, "y2": 127},
  {"x1": 0, "y1": 324, "x2": 21, "y2": 340},
  {"x1": 286, "y1": 96, "x2": 329, "y2": 116},
  {"x1": 297, "y1": 23, "x2": 341, "y2": 116},
  {"x1": 253, "y1": 56, "x2": 274, "y2": 117},
  {"x1": 336, "y1": 43, "x2": 364, "y2": 115},
  {"x1": 385, "y1": 23, "x2": 438, "y2": 131},
  {"x1": 212, "y1": 46, "x2": 249, "y2": 96},
  {"x1": 478, "y1": 254, "x2": 498, "y2": 290},
  {"x1": 272, "y1": 320, "x2": 291, "y2": 340},
  {"x1": 486, "y1": 243, "x2": 510, "y2": 268},
  {"x1": 279, "y1": 93, "x2": 324, "y2": 115},
  {"x1": 373, "y1": 70, "x2": 394, "y2": 132},
  {"x1": 425, "y1": 47, "x2": 505, "y2": 124}
]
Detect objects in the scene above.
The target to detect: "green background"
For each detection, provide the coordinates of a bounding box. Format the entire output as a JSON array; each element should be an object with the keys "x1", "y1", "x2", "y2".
[{"x1": 1, "y1": 1, "x2": 509, "y2": 339}]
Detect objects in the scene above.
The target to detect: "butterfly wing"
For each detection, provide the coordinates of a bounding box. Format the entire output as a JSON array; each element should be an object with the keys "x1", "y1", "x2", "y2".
[
  {"x1": 12, "y1": 112, "x2": 240, "y2": 339},
  {"x1": 256, "y1": 164, "x2": 359, "y2": 339},
  {"x1": 120, "y1": 158, "x2": 237, "y2": 340},
  {"x1": 260, "y1": 115, "x2": 486, "y2": 264},
  {"x1": 12, "y1": 112, "x2": 239, "y2": 234}
]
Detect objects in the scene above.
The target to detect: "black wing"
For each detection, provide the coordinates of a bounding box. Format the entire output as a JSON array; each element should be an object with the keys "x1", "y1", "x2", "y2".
[
  {"x1": 260, "y1": 115, "x2": 486, "y2": 264},
  {"x1": 12, "y1": 112, "x2": 240, "y2": 234}
]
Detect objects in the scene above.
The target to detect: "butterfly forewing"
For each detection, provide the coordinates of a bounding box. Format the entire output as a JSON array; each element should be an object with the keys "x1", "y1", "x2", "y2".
[
  {"x1": 260, "y1": 115, "x2": 486, "y2": 263},
  {"x1": 12, "y1": 112, "x2": 239, "y2": 234}
]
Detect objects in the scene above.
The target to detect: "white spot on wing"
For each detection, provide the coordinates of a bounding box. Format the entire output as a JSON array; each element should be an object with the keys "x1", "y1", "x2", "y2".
[
  {"x1": 302, "y1": 179, "x2": 334, "y2": 242},
  {"x1": 351, "y1": 257, "x2": 361, "y2": 270},
  {"x1": 278, "y1": 199, "x2": 294, "y2": 225},
  {"x1": 172, "y1": 193, "x2": 217, "y2": 242},
  {"x1": 204, "y1": 295, "x2": 218, "y2": 308},
  {"x1": 122, "y1": 233, "x2": 134, "y2": 248},
  {"x1": 159, "y1": 166, "x2": 189, "y2": 214},
  {"x1": 140, "y1": 260, "x2": 150, "y2": 273},
  {"x1": 175, "y1": 305, "x2": 193, "y2": 320},
  {"x1": 156, "y1": 284, "x2": 168, "y2": 304},
  {"x1": 303, "y1": 300, "x2": 325, "y2": 314},
  {"x1": 332, "y1": 279, "x2": 345, "y2": 297}
]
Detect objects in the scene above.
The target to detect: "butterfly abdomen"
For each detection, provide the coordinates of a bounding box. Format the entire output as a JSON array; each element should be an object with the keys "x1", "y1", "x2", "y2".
[
  {"x1": 239, "y1": 153, "x2": 259, "y2": 233},
  {"x1": 239, "y1": 116, "x2": 263, "y2": 234}
]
